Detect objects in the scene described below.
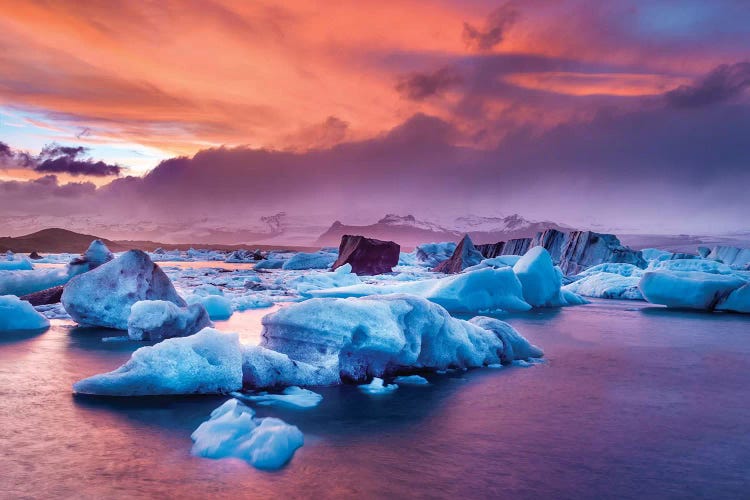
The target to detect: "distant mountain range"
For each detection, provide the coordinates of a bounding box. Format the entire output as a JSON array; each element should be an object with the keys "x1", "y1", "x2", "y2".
[{"x1": 316, "y1": 214, "x2": 571, "y2": 248}]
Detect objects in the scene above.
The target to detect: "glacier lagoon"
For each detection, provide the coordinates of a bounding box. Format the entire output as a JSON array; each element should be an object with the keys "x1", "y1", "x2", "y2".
[{"x1": 1, "y1": 298, "x2": 749, "y2": 498}]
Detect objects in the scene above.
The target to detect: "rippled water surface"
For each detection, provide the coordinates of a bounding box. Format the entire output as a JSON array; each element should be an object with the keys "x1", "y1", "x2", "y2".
[{"x1": 2, "y1": 299, "x2": 749, "y2": 499}]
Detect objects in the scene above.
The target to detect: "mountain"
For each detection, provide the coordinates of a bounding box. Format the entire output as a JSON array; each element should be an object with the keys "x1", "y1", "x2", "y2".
[
  {"x1": 316, "y1": 213, "x2": 572, "y2": 248},
  {"x1": 0, "y1": 228, "x2": 316, "y2": 254},
  {"x1": 0, "y1": 228, "x2": 132, "y2": 253},
  {"x1": 316, "y1": 214, "x2": 460, "y2": 248}
]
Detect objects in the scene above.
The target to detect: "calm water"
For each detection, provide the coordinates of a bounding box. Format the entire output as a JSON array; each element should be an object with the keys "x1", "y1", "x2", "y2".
[{"x1": 1, "y1": 300, "x2": 749, "y2": 499}]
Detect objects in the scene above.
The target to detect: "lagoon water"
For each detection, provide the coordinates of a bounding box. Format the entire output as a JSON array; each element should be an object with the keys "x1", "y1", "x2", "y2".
[{"x1": 1, "y1": 299, "x2": 749, "y2": 499}]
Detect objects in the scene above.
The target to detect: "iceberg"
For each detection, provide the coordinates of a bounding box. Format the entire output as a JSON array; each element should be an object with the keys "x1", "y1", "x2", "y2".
[
  {"x1": 647, "y1": 258, "x2": 732, "y2": 274},
  {"x1": 564, "y1": 273, "x2": 643, "y2": 300},
  {"x1": 259, "y1": 294, "x2": 542, "y2": 383},
  {"x1": 191, "y1": 399, "x2": 303, "y2": 470},
  {"x1": 638, "y1": 271, "x2": 746, "y2": 310},
  {"x1": 0, "y1": 254, "x2": 33, "y2": 271},
  {"x1": 716, "y1": 283, "x2": 750, "y2": 313},
  {"x1": 513, "y1": 246, "x2": 572, "y2": 307},
  {"x1": 0, "y1": 295, "x2": 50, "y2": 332},
  {"x1": 282, "y1": 251, "x2": 336, "y2": 270},
  {"x1": 287, "y1": 264, "x2": 360, "y2": 296},
  {"x1": 73, "y1": 328, "x2": 243, "y2": 395},
  {"x1": 186, "y1": 294, "x2": 233, "y2": 320},
  {"x1": 311, "y1": 267, "x2": 531, "y2": 313},
  {"x1": 127, "y1": 300, "x2": 213, "y2": 341},
  {"x1": 241, "y1": 345, "x2": 336, "y2": 388},
  {"x1": 415, "y1": 242, "x2": 456, "y2": 267},
  {"x1": 0, "y1": 268, "x2": 71, "y2": 296},
  {"x1": 62, "y1": 250, "x2": 186, "y2": 330}
]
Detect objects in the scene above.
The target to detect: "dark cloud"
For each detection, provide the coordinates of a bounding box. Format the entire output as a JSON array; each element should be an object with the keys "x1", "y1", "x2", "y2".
[
  {"x1": 396, "y1": 66, "x2": 463, "y2": 100},
  {"x1": 665, "y1": 61, "x2": 750, "y2": 108},
  {"x1": 7, "y1": 142, "x2": 123, "y2": 176},
  {"x1": 0, "y1": 141, "x2": 11, "y2": 158},
  {"x1": 462, "y1": 3, "x2": 519, "y2": 52}
]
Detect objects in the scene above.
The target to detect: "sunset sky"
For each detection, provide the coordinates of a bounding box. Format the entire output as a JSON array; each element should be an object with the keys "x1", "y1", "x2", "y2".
[{"x1": 1, "y1": 0, "x2": 749, "y2": 238}]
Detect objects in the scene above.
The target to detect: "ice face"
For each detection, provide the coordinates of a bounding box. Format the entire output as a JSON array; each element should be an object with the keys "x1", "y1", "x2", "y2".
[
  {"x1": 0, "y1": 295, "x2": 50, "y2": 332},
  {"x1": 512, "y1": 246, "x2": 564, "y2": 307},
  {"x1": 73, "y1": 328, "x2": 243, "y2": 396},
  {"x1": 191, "y1": 398, "x2": 304, "y2": 470}
]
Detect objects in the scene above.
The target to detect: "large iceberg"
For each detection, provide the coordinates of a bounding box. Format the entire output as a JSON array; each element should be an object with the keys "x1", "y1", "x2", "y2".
[
  {"x1": 638, "y1": 271, "x2": 746, "y2": 310},
  {"x1": 258, "y1": 294, "x2": 543, "y2": 383},
  {"x1": 191, "y1": 398, "x2": 304, "y2": 470},
  {"x1": 62, "y1": 250, "x2": 186, "y2": 330},
  {"x1": 0, "y1": 295, "x2": 50, "y2": 332},
  {"x1": 127, "y1": 300, "x2": 213, "y2": 341},
  {"x1": 512, "y1": 247, "x2": 581, "y2": 307},
  {"x1": 310, "y1": 267, "x2": 531, "y2": 313},
  {"x1": 73, "y1": 328, "x2": 243, "y2": 395}
]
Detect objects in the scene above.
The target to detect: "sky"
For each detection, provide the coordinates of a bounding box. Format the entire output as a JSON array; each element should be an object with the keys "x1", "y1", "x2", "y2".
[{"x1": 1, "y1": 0, "x2": 749, "y2": 240}]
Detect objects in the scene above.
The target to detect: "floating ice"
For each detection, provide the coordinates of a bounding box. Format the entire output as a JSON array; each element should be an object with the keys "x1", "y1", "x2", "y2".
[
  {"x1": 0, "y1": 295, "x2": 50, "y2": 332},
  {"x1": 62, "y1": 250, "x2": 186, "y2": 330},
  {"x1": 259, "y1": 294, "x2": 543, "y2": 384},
  {"x1": 191, "y1": 398, "x2": 304, "y2": 470},
  {"x1": 287, "y1": 264, "x2": 360, "y2": 296},
  {"x1": 647, "y1": 259, "x2": 732, "y2": 275},
  {"x1": 0, "y1": 254, "x2": 33, "y2": 271},
  {"x1": 241, "y1": 345, "x2": 336, "y2": 388},
  {"x1": 639, "y1": 271, "x2": 746, "y2": 310},
  {"x1": 358, "y1": 377, "x2": 398, "y2": 394},
  {"x1": 186, "y1": 294, "x2": 233, "y2": 320},
  {"x1": 716, "y1": 283, "x2": 750, "y2": 313},
  {"x1": 311, "y1": 267, "x2": 531, "y2": 313},
  {"x1": 512, "y1": 247, "x2": 567, "y2": 307},
  {"x1": 231, "y1": 386, "x2": 323, "y2": 409},
  {"x1": 127, "y1": 300, "x2": 213, "y2": 341},
  {"x1": 415, "y1": 242, "x2": 457, "y2": 267},
  {"x1": 564, "y1": 273, "x2": 643, "y2": 300},
  {"x1": 73, "y1": 328, "x2": 243, "y2": 395},
  {"x1": 282, "y1": 251, "x2": 336, "y2": 270},
  {"x1": 0, "y1": 268, "x2": 71, "y2": 296},
  {"x1": 393, "y1": 375, "x2": 429, "y2": 385}
]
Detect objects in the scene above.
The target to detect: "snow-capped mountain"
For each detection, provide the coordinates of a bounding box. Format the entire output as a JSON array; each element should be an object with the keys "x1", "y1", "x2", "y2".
[{"x1": 316, "y1": 213, "x2": 573, "y2": 248}]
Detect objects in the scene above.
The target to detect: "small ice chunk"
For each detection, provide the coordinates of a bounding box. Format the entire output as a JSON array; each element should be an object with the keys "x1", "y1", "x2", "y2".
[
  {"x1": 191, "y1": 399, "x2": 304, "y2": 470},
  {"x1": 358, "y1": 377, "x2": 398, "y2": 394}
]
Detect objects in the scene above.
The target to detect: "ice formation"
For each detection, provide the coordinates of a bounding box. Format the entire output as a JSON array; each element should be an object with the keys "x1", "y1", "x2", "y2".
[
  {"x1": 638, "y1": 271, "x2": 746, "y2": 310},
  {"x1": 0, "y1": 295, "x2": 50, "y2": 331},
  {"x1": 232, "y1": 386, "x2": 323, "y2": 409},
  {"x1": 186, "y1": 294, "x2": 233, "y2": 320},
  {"x1": 414, "y1": 242, "x2": 457, "y2": 267},
  {"x1": 281, "y1": 251, "x2": 337, "y2": 270},
  {"x1": 62, "y1": 250, "x2": 186, "y2": 329},
  {"x1": 0, "y1": 254, "x2": 33, "y2": 271},
  {"x1": 191, "y1": 398, "x2": 304, "y2": 470},
  {"x1": 73, "y1": 328, "x2": 243, "y2": 395},
  {"x1": 259, "y1": 294, "x2": 543, "y2": 383},
  {"x1": 287, "y1": 264, "x2": 360, "y2": 296},
  {"x1": 127, "y1": 300, "x2": 213, "y2": 341},
  {"x1": 564, "y1": 273, "x2": 643, "y2": 300},
  {"x1": 311, "y1": 267, "x2": 532, "y2": 313},
  {"x1": 393, "y1": 375, "x2": 430, "y2": 385},
  {"x1": 358, "y1": 377, "x2": 398, "y2": 394}
]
